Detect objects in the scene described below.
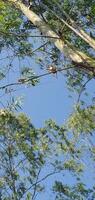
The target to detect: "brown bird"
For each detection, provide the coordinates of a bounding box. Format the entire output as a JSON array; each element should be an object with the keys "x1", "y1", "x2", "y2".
[
  {"x1": 47, "y1": 65, "x2": 57, "y2": 74},
  {"x1": 47, "y1": 65, "x2": 58, "y2": 78}
]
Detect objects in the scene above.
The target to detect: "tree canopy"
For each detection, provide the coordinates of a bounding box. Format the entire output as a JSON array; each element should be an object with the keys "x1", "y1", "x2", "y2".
[{"x1": 0, "y1": 0, "x2": 95, "y2": 199}]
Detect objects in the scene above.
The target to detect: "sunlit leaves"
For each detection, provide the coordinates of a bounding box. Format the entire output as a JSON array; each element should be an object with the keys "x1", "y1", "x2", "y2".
[
  {"x1": 64, "y1": 159, "x2": 84, "y2": 173},
  {"x1": 0, "y1": 110, "x2": 47, "y2": 198},
  {"x1": 67, "y1": 105, "x2": 95, "y2": 134},
  {"x1": 53, "y1": 181, "x2": 94, "y2": 200},
  {"x1": 0, "y1": 108, "x2": 95, "y2": 198},
  {"x1": 0, "y1": 0, "x2": 33, "y2": 58}
]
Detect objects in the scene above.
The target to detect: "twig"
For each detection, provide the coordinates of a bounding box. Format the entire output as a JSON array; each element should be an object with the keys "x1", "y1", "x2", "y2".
[
  {"x1": 0, "y1": 42, "x2": 49, "y2": 61},
  {"x1": 77, "y1": 77, "x2": 92, "y2": 103},
  {"x1": 0, "y1": 66, "x2": 74, "y2": 90},
  {"x1": 32, "y1": 168, "x2": 41, "y2": 200},
  {"x1": 21, "y1": 170, "x2": 60, "y2": 199},
  {"x1": 0, "y1": 30, "x2": 59, "y2": 39}
]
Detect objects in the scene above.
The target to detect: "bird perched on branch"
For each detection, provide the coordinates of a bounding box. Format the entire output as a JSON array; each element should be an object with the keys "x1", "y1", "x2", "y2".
[
  {"x1": 47, "y1": 65, "x2": 58, "y2": 78},
  {"x1": 47, "y1": 65, "x2": 57, "y2": 74}
]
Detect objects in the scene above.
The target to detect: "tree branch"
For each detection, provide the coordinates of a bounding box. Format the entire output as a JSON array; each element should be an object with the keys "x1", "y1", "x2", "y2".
[
  {"x1": 0, "y1": 66, "x2": 74, "y2": 90},
  {"x1": 77, "y1": 77, "x2": 93, "y2": 103},
  {"x1": 8, "y1": 0, "x2": 95, "y2": 68},
  {"x1": 21, "y1": 170, "x2": 60, "y2": 199},
  {"x1": 32, "y1": 168, "x2": 41, "y2": 200}
]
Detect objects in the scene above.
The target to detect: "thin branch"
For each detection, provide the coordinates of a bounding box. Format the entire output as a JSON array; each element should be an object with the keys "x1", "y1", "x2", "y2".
[
  {"x1": 77, "y1": 77, "x2": 92, "y2": 103},
  {"x1": 0, "y1": 82, "x2": 22, "y2": 90},
  {"x1": 18, "y1": 66, "x2": 76, "y2": 82},
  {"x1": 32, "y1": 168, "x2": 41, "y2": 200},
  {"x1": 14, "y1": 157, "x2": 27, "y2": 170},
  {"x1": 0, "y1": 41, "x2": 49, "y2": 61},
  {"x1": 21, "y1": 170, "x2": 60, "y2": 199},
  {"x1": 30, "y1": 41, "x2": 49, "y2": 54},
  {"x1": 0, "y1": 30, "x2": 59, "y2": 39},
  {"x1": 0, "y1": 66, "x2": 74, "y2": 90}
]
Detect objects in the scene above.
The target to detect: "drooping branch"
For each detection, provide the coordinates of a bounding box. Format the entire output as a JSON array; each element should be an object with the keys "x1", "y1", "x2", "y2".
[{"x1": 8, "y1": 0, "x2": 95, "y2": 70}]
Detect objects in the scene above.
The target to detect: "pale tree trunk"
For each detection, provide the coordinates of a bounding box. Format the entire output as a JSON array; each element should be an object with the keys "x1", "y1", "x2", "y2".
[
  {"x1": 52, "y1": 0, "x2": 95, "y2": 50},
  {"x1": 8, "y1": 0, "x2": 95, "y2": 70}
]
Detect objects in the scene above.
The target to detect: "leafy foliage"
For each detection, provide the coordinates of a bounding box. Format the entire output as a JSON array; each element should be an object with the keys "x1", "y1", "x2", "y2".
[
  {"x1": 0, "y1": 0, "x2": 95, "y2": 199},
  {"x1": 0, "y1": 109, "x2": 48, "y2": 199},
  {"x1": 53, "y1": 181, "x2": 95, "y2": 200},
  {"x1": 0, "y1": 108, "x2": 95, "y2": 199},
  {"x1": 67, "y1": 105, "x2": 95, "y2": 134}
]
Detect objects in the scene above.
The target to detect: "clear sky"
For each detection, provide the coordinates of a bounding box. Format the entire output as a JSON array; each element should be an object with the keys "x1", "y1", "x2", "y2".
[{"x1": 22, "y1": 73, "x2": 75, "y2": 126}]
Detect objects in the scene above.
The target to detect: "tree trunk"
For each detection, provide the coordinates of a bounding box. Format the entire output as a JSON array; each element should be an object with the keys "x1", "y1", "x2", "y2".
[
  {"x1": 52, "y1": 0, "x2": 95, "y2": 50},
  {"x1": 8, "y1": 0, "x2": 95, "y2": 70}
]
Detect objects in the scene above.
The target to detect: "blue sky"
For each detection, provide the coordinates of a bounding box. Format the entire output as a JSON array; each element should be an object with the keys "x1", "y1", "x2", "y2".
[{"x1": 22, "y1": 73, "x2": 75, "y2": 126}]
